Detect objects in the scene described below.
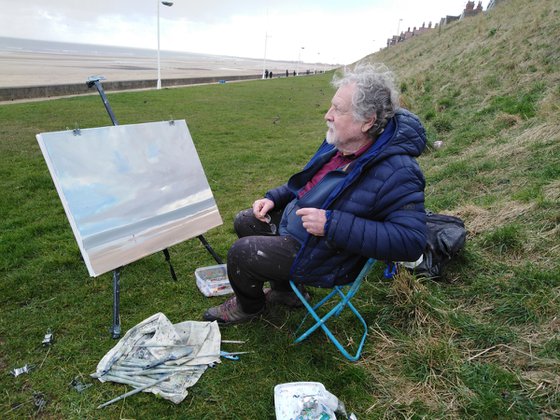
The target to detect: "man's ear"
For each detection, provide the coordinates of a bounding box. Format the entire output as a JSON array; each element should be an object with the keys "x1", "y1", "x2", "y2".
[{"x1": 361, "y1": 115, "x2": 376, "y2": 133}]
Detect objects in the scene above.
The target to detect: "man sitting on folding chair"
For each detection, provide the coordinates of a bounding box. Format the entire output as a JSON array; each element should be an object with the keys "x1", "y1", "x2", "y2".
[{"x1": 204, "y1": 63, "x2": 427, "y2": 325}]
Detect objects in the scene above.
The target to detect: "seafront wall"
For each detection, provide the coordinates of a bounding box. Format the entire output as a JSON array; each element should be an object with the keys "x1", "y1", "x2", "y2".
[{"x1": 0, "y1": 74, "x2": 261, "y2": 102}]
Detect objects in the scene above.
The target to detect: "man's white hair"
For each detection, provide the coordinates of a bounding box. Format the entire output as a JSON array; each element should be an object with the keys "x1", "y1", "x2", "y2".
[{"x1": 332, "y1": 63, "x2": 400, "y2": 137}]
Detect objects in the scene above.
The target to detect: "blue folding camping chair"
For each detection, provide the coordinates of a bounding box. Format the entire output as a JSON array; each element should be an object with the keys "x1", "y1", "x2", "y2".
[{"x1": 289, "y1": 258, "x2": 377, "y2": 361}]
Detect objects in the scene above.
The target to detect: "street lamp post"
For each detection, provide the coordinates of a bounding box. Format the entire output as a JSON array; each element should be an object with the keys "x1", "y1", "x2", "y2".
[
  {"x1": 262, "y1": 32, "x2": 271, "y2": 79},
  {"x1": 396, "y1": 18, "x2": 403, "y2": 39},
  {"x1": 296, "y1": 46, "x2": 304, "y2": 76},
  {"x1": 157, "y1": 1, "x2": 174, "y2": 90}
]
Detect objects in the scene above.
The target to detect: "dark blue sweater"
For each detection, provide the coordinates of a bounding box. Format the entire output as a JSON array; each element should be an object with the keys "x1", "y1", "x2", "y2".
[{"x1": 265, "y1": 108, "x2": 427, "y2": 287}]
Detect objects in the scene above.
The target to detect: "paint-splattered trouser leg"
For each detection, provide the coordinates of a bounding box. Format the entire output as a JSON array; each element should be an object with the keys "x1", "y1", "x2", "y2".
[
  {"x1": 227, "y1": 209, "x2": 300, "y2": 313},
  {"x1": 233, "y1": 208, "x2": 283, "y2": 237}
]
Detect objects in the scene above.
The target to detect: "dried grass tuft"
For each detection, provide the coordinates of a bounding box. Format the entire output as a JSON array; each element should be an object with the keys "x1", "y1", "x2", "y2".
[
  {"x1": 391, "y1": 270, "x2": 427, "y2": 304},
  {"x1": 495, "y1": 112, "x2": 522, "y2": 129},
  {"x1": 454, "y1": 202, "x2": 535, "y2": 236},
  {"x1": 389, "y1": 270, "x2": 448, "y2": 334},
  {"x1": 485, "y1": 123, "x2": 557, "y2": 161},
  {"x1": 363, "y1": 324, "x2": 467, "y2": 417},
  {"x1": 543, "y1": 180, "x2": 560, "y2": 202}
]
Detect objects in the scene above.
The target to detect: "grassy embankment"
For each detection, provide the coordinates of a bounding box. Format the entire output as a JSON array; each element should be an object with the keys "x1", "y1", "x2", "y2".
[{"x1": 0, "y1": 0, "x2": 558, "y2": 417}]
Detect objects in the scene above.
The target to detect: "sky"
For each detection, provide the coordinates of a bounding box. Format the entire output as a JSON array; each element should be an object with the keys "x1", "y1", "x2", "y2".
[{"x1": 0, "y1": 0, "x2": 477, "y2": 64}]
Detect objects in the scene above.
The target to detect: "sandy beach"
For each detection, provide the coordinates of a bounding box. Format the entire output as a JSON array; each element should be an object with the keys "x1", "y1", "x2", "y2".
[
  {"x1": 0, "y1": 50, "x2": 275, "y2": 87},
  {"x1": 0, "y1": 38, "x2": 334, "y2": 88}
]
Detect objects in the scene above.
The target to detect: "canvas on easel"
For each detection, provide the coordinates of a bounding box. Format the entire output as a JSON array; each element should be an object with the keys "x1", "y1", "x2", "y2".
[{"x1": 36, "y1": 120, "x2": 222, "y2": 277}]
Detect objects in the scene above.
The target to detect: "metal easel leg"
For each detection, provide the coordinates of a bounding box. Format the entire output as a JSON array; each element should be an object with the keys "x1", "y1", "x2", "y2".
[
  {"x1": 198, "y1": 235, "x2": 224, "y2": 264},
  {"x1": 163, "y1": 248, "x2": 177, "y2": 281},
  {"x1": 111, "y1": 268, "x2": 121, "y2": 339},
  {"x1": 86, "y1": 76, "x2": 119, "y2": 126}
]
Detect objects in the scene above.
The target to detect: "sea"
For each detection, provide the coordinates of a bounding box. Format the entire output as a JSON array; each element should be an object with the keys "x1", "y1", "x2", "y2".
[{"x1": 0, "y1": 36, "x2": 261, "y2": 63}]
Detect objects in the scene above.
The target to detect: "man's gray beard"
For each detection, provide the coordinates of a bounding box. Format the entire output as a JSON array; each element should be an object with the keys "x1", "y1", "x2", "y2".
[{"x1": 326, "y1": 129, "x2": 336, "y2": 145}]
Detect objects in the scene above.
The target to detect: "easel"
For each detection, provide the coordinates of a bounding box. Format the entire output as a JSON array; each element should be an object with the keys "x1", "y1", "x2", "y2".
[{"x1": 86, "y1": 76, "x2": 223, "y2": 338}]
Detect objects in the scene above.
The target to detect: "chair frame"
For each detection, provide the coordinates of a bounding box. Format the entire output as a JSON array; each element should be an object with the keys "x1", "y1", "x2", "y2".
[{"x1": 289, "y1": 258, "x2": 377, "y2": 361}]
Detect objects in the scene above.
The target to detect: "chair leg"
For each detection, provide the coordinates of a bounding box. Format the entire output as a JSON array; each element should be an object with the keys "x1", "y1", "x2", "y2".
[
  {"x1": 291, "y1": 286, "x2": 340, "y2": 341},
  {"x1": 319, "y1": 306, "x2": 367, "y2": 361},
  {"x1": 290, "y1": 281, "x2": 368, "y2": 361}
]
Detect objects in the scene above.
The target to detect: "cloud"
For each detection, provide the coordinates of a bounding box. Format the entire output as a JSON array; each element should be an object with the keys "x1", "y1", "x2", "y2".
[{"x1": 0, "y1": 0, "x2": 474, "y2": 64}]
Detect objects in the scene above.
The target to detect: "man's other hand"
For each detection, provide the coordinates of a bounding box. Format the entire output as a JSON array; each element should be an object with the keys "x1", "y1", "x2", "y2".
[{"x1": 296, "y1": 207, "x2": 327, "y2": 236}]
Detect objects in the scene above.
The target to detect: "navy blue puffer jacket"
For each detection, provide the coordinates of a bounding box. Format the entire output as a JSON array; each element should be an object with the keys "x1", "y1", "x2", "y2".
[{"x1": 265, "y1": 108, "x2": 427, "y2": 287}]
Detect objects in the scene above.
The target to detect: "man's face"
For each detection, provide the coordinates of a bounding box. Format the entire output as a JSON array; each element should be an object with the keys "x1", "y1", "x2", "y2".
[{"x1": 324, "y1": 83, "x2": 368, "y2": 152}]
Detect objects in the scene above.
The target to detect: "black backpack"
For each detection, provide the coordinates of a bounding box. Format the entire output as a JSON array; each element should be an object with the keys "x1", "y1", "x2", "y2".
[{"x1": 411, "y1": 212, "x2": 467, "y2": 279}]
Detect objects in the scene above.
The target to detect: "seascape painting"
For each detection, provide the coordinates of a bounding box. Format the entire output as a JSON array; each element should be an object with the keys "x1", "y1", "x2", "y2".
[{"x1": 36, "y1": 120, "x2": 222, "y2": 276}]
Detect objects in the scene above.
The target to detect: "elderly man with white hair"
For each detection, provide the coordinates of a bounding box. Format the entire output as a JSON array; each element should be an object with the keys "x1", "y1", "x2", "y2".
[{"x1": 204, "y1": 63, "x2": 427, "y2": 325}]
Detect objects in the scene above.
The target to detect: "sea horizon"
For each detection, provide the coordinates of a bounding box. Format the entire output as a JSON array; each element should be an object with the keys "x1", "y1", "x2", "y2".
[{"x1": 0, "y1": 36, "x2": 300, "y2": 64}]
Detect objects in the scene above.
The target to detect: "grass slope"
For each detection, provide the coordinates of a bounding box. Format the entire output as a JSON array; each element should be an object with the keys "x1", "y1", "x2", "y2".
[{"x1": 0, "y1": 0, "x2": 558, "y2": 417}]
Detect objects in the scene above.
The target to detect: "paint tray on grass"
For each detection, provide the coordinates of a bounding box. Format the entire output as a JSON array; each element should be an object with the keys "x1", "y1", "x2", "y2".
[
  {"x1": 195, "y1": 264, "x2": 233, "y2": 297},
  {"x1": 274, "y1": 382, "x2": 355, "y2": 419},
  {"x1": 274, "y1": 382, "x2": 336, "y2": 419}
]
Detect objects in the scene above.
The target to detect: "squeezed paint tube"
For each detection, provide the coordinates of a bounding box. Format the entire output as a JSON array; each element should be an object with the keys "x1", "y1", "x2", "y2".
[
  {"x1": 42, "y1": 329, "x2": 54, "y2": 346},
  {"x1": 11, "y1": 364, "x2": 35, "y2": 377},
  {"x1": 70, "y1": 377, "x2": 92, "y2": 393}
]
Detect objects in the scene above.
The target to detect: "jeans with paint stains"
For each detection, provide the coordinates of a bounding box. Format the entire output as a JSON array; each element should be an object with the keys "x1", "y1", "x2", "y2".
[{"x1": 227, "y1": 209, "x2": 301, "y2": 313}]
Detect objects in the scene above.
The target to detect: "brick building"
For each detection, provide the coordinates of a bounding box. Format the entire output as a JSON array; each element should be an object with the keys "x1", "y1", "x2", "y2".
[
  {"x1": 461, "y1": 1, "x2": 484, "y2": 18},
  {"x1": 386, "y1": 1, "x2": 485, "y2": 48}
]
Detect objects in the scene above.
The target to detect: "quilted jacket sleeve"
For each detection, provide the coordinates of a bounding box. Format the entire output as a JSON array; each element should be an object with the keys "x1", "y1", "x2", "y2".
[
  {"x1": 265, "y1": 184, "x2": 296, "y2": 210},
  {"x1": 325, "y1": 157, "x2": 426, "y2": 262}
]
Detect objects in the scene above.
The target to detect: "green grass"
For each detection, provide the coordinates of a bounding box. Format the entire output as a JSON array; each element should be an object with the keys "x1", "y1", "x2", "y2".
[{"x1": 1, "y1": 0, "x2": 559, "y2": 417}]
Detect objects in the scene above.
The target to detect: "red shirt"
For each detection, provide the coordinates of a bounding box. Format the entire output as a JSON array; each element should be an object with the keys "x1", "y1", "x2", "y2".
[{"x1": 298, "y1": 142, "x2": 372, "y2": 198}]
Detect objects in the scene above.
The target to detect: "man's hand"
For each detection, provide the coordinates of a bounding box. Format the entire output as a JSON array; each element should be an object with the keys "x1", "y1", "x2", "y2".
[
  {"x1": 252, "y1": 198, "x2": 275, "y2": 222},
  {"x1": 296, "y1": 207, "x2": 327, "y2": 236}
]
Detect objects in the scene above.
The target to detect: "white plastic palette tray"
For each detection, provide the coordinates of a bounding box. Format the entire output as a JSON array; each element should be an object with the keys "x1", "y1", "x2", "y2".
[
  {"x1": 195, "y1": 264, "x2": 233, "y2": 297},
  {"x1": 274, "y1": 382, "x2": 337, "y2": 419}
]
